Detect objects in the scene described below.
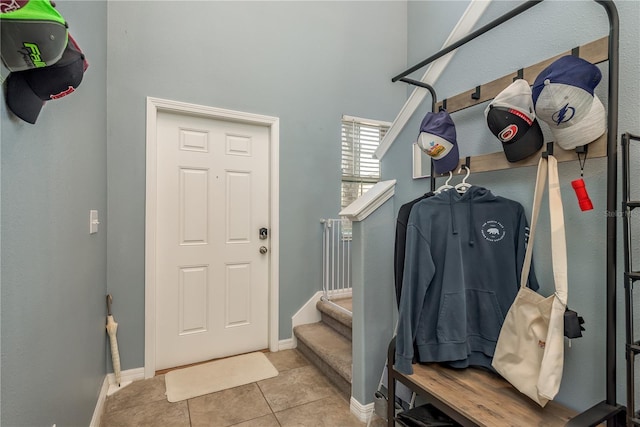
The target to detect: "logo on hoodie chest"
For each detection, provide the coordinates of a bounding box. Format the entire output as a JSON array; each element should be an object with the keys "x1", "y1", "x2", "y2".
[{"x1": 481, "y1": 220, "x2": 506, "y2": 242}]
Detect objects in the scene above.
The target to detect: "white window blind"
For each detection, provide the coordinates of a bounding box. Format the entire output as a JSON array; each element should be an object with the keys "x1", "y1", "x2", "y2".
[{"x1": 341, "y1": 116, "x2": 390, "y2": 210}]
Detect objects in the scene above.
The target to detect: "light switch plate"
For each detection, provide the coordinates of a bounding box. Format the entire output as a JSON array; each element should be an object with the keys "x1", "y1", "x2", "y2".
[{"x1": 90, "y1": 210, "x2": 99, "y2": 234}]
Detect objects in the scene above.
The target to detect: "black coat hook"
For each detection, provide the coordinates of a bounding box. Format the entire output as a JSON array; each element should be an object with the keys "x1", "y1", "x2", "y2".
[
  {"x1": 471, "y1": 86, "x2": 481, "y2": 100},
  {"x1": 575, "y1": 145, "x2": 588, "y2": 154},
  {"x1": 513, "y1": 68, "x2": 524, "y2": 82}
]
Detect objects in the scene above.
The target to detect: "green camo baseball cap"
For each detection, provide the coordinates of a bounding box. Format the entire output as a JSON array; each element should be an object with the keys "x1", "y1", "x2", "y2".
[{"x1": 1, "y1": 0, "x2": 68, "y2": 71}]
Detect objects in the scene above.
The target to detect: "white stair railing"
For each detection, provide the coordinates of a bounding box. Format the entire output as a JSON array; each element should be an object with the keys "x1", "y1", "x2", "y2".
[{"x1": 321, "y1": 218, "x2": 352, "y2": 303}]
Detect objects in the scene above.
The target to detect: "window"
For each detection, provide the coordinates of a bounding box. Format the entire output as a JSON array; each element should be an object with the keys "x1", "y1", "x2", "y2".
[{"x1": 341, "y1": 115, "x2": 390, "y2": 210}]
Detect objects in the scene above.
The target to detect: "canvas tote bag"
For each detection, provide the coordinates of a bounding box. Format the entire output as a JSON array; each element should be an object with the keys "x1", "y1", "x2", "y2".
[{"x1": 492, "y1": 154, "x2": 568, "y2": 407}]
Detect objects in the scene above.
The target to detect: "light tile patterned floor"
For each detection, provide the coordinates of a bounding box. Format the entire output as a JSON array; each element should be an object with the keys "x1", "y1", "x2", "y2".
[{"x1": 101, "y1": 349, "x2": 386, "y2": 427}]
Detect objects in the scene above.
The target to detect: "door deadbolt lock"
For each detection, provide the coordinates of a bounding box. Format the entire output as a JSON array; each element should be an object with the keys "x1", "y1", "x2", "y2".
[
  {"x1": 259, "y1": 246, "x2": 268, "y2": 254},
  {"x1": 259, "y1": 228, "x2": 268, "y2": 240}
]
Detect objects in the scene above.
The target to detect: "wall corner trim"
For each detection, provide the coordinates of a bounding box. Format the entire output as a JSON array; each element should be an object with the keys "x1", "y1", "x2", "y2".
[
  {"x1": 90, "y1": 368, "x2": 145, "y2": 427},
  {"x1": 339, "y1": 180, "x2": 396, "y2": 222},
  {"x1": 350, "y1": 396, "x2": 375, "y2": 423}
]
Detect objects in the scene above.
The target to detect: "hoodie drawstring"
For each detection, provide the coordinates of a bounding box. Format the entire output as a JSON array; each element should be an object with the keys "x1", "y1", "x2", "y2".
[
  {"x1": 449, "y1": 192, "x2": 458, "y2": 235},
  {"x1": 468, "y1": 197, "x2": 475, "y2": 246},
  {"x1": 448, "y1": 188, "x2": 475, "y2": 245}
]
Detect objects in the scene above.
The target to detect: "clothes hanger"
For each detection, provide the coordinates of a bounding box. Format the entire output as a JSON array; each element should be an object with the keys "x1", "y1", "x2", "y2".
[
  {"x1": 455, "y1": 165, "x2": 472, "y2": 194},
  {"x1": 435, "y1": 171, "x2": 454, "y2": 194}
]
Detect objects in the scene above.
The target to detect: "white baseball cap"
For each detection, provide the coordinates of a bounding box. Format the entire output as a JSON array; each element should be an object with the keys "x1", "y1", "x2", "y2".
[
  {"x1": 532, "y1": 55, "x2": 602, "y2": 129},
  {"x1": 549, "y1": 95, "x2": 606, "y2": 150}
]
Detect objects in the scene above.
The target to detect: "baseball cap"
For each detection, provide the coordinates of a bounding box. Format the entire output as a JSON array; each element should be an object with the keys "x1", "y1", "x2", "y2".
[
  {"x1": 532, "y1": 55, "x2": 601, "y2": 129},
  {"x1": 550, "y1": 95, "x2": 606, "y2": 150},
  {"x1": 0, "y1": 0, "x2": 68, "y2": 71},
  {"x1": 416, "y1": 110, "x2": 459, "y2": 174},
  {"x1": 485, "y1": 79, "x2": 543, "y2": 163},
  {"x1": 6, "y1": 34, "x2": 87, "y2": 124}
]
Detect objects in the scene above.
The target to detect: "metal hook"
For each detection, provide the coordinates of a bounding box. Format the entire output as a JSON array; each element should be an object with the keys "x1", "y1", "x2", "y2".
[
  {"x1": 471, "y1": 85, "x2": 481, "y2": 100},
  {"x1": 513, "y1": 68, "x2": 524, "y2": 82}
]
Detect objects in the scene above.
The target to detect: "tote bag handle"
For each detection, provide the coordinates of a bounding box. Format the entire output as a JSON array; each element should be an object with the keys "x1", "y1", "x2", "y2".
[{"x1": 519, "y1": 155, "x2": 568, "y2": 305}]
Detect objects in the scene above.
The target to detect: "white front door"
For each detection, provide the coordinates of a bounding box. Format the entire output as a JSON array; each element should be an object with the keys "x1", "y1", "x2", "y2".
[{"x1": 153, "y1": 109, "x2": 271, "y2": 371}]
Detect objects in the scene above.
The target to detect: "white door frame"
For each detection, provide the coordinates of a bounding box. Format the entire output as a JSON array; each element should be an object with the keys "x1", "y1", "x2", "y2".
[{"x1": 144, "y1": 97, "x2": 280, "y2": 379}]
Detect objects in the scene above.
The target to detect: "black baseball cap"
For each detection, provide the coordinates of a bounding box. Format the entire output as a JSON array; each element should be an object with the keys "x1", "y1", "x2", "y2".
[{"x1": 485, "y1": 80, "x2": 543, "y2": 163}]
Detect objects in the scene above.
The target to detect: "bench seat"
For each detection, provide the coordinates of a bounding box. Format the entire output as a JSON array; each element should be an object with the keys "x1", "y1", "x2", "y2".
[{"x1": 389, "y1": 362, "x2": 577, "y2": 427}]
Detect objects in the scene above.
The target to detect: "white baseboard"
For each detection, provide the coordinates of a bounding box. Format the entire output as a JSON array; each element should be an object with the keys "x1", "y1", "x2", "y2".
[
  {"x1": 107, "y1": 367, "x2": 145, "y2": 386},
  {"x1": 106, "y1": 367, "x2": 144, "y2": 396},
  {"x1": 350, "y1": 396, "x2": 375, "y2": 423},
  {"x1": 278, "y1": 338, "x2": 296, "y2": 350},
  {"x1": 90, "y1": 376, "x2": 109, "y2": 427},
  {"x1": 291, "y1": 290, "x2": 322, "y2": 327},
  {"x1": 90, "y1": 367, "x2": 145, "y2": 427},
  {"x1": 290, "y1": 290, "x2": 323, "y2": 347}
]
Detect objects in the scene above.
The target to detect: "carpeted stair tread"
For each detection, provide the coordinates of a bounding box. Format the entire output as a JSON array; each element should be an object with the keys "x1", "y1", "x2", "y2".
[
  {"x1": 293, "y1": 322, "x2": 352, "y2": 383},
  {"x1": 316, "y1": 299, "x2": 352, "y2": 340},
  {"x1": 316, "y1": 299, "x2": 352, "y2": 329}
]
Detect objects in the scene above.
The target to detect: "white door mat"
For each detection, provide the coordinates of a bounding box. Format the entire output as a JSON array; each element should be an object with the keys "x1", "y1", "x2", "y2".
[{"x1": 165, "y1": 352, "x2": 278, "y2": 402}]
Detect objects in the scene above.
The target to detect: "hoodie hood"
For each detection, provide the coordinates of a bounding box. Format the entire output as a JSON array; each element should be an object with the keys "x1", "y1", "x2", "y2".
[
  {"x1": 435, "y1": 185, "x2": 496, "y2": 203},
  {"x1": 435, "y1": 185, "x2": 497, "y2": 245}
]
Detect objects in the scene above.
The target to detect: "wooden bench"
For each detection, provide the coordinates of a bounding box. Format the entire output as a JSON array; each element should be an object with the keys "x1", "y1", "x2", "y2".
[{"x1": 387, "y1": 339, "x2": 577, "y2": 426}]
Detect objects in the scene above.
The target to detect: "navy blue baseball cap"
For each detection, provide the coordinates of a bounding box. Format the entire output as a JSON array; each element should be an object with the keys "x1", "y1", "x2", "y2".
[
  {"x1": 532, "y1": 55, "x2": 601, "y2": 129},
  {"x1": 416, "y1": 110, "x2": 459, "y2": 174}
]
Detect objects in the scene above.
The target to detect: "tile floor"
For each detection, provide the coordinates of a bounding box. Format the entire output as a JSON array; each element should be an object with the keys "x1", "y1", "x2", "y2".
[{"x1": 101, "y1": 349, "x2": 387, "y2": 427}]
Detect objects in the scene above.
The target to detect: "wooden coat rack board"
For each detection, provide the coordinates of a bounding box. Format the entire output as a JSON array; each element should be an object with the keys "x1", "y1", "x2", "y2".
[{"x1": 434, "y1": 36, "x2": 609, "y2": 176}]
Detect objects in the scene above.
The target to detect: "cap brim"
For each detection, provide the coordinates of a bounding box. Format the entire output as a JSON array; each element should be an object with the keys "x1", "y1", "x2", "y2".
[
  {"x1": 551, "y1": 95, "x2": 606, "y2": 150},
  {"x1": 432, "y1": 143, "x2": 459, "y2": 174},
  {"x1": 418, "y1": 132, "x2": 459, "y2": 175},
  {"x1": 501, "y1": 120, "x2": 544, "y2": 162},
  {"x1": 6, "y1": 72, "x2": 44, "y2": 124}
]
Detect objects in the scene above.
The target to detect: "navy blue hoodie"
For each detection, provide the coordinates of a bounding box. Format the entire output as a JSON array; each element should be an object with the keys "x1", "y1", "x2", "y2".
[{"x1": 395, "y1": 186, "x2": 538, "y2": 374}]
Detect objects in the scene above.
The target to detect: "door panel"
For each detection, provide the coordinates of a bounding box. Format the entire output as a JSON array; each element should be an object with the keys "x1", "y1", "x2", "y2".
[
  {"x1": 155, "y1": 111, "x2": 270, "y2": 370},
  {"x1": 179, "y1": 265, "x2": 208, "y2": 334},
  {"x1": 180, "y1": 168, "x2": 208, "y2": 244}
]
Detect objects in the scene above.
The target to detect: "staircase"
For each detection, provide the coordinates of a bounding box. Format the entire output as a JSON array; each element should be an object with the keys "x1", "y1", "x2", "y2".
[{"x1": 293, "y1": 296, "x2": 353, "y2": 401}]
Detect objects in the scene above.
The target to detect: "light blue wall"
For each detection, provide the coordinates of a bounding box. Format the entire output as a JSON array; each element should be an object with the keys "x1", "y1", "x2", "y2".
[
  {"x1": 0, "y1": 2, "x2": 108, "y2": 426},
  {"x1": 2, "y1": 0, "x2": 635, "y2": 422},
  {"x1": 106, "y1": 1, "x2": 408, "y2": 370},
  {"x1": 382, "y1": 0, "x2": 640, "y2": 412}
]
